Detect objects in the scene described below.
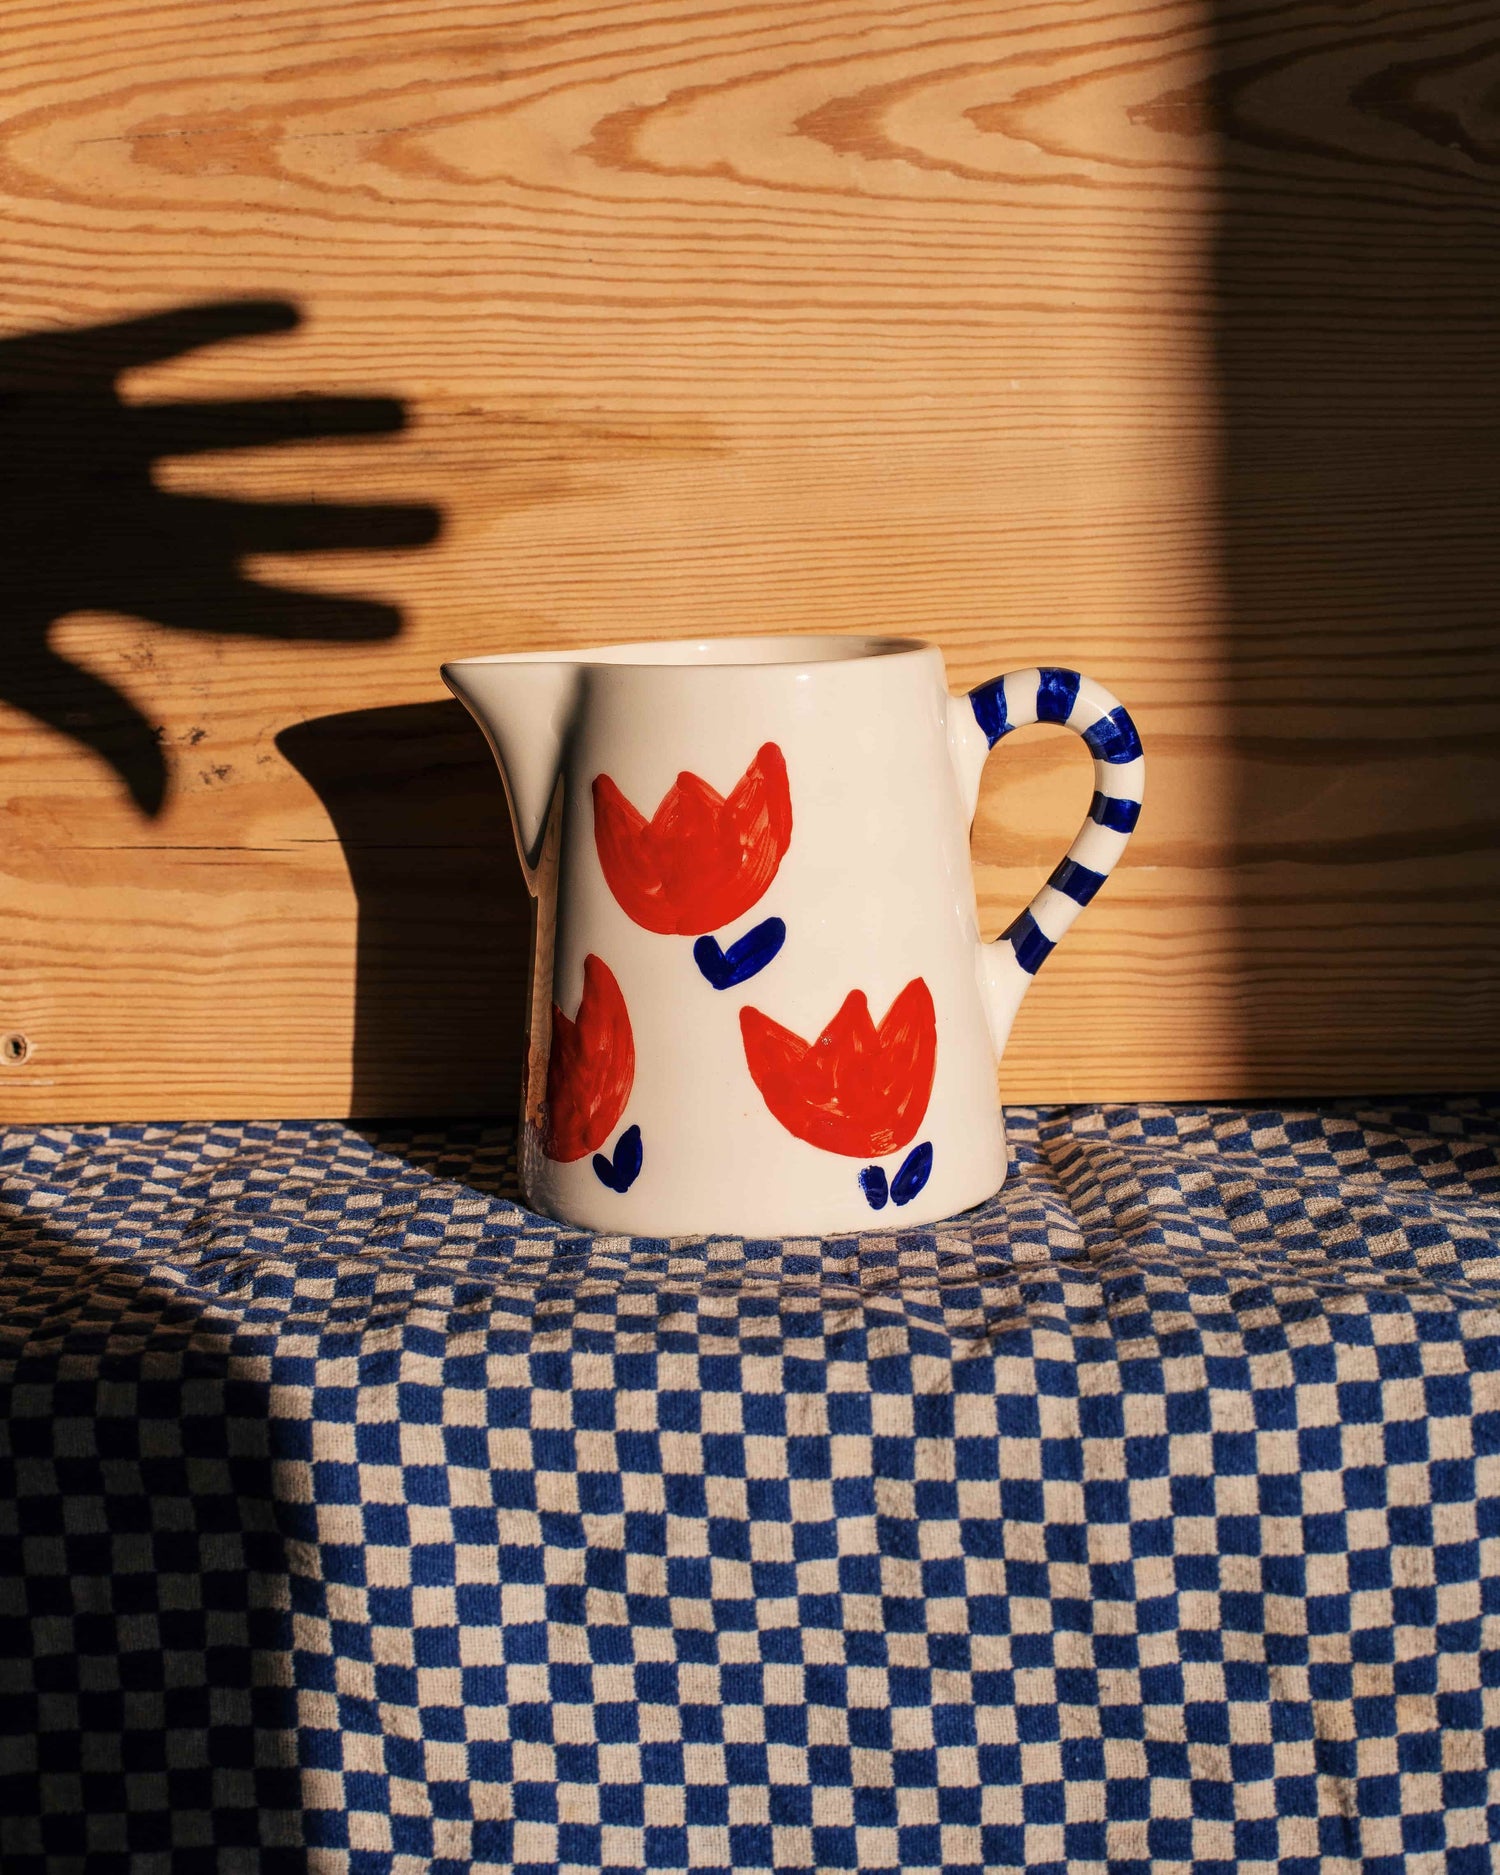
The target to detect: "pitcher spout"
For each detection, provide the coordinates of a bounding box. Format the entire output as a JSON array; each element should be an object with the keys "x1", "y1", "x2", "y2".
[{"x1": 441, "y1": 656, "x2": 582, "y2": 875}]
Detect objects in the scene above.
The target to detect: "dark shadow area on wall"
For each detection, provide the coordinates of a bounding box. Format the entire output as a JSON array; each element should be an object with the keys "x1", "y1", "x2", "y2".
[
  {"x1": 1207, "y1": 0, "x2": 1500, "y2": 1088},
  {"x1": 0, "y1": 298, "x2": 441, "y2": 816},
  {"x1": 277, "y1": 703, "x2": 532, "y2": 1119},
  {"x1": 0, "y1": 1217, "x2": 310, "y2": 1871}
]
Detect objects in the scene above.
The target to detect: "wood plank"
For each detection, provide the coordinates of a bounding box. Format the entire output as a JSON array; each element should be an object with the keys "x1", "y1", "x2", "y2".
[{"x1": 0, "y1": 0, "x2": 1494, "y2": 1118}]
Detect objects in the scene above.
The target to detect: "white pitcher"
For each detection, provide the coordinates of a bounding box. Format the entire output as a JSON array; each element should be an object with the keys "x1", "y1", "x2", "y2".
[{"x1": 442, "y1": 636, "x2": 1142, "y2": 1236}]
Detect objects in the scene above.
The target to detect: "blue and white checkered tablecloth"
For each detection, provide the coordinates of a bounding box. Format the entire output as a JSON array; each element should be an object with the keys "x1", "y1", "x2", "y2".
[{"x1": 2, "y1": 1100, "x2": 1499, "y2": 1875}]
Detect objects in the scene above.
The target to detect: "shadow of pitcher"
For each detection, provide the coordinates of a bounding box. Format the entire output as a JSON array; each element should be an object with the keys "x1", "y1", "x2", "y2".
[{"x1": 277, "y1": 702, "x2": 531, "y2": 1117}]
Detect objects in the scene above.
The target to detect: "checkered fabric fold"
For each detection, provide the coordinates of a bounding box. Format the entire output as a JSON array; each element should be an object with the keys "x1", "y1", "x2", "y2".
[{"x1": 2, "y1": 1101, "x2": 1499, "y2": 1874}]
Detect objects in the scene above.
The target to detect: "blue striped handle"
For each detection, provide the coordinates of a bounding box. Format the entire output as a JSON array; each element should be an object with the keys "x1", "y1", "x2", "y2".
[{"x1": 966, "y1": 667, "x2": 1144, "y2": 1051}]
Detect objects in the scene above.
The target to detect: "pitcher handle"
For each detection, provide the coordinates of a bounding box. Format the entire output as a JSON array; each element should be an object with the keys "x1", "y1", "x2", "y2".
[{"x1": 961, "y1": 668, "x2": 1144, "y2": 1057}]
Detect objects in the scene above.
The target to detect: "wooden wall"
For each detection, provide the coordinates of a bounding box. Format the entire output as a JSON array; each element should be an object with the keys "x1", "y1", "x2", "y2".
[{"x1": 1, "y1": 0, "x2": 1495, "y2": 1120}]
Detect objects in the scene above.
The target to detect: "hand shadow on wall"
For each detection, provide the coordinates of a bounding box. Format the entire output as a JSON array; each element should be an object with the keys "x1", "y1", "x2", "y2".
[
  {"x1": 277, "y1": 703, "x2": 531, "y2": 1122},
  {"x1": 0, "y1": 298, "x2": 441, "y2": 815}
]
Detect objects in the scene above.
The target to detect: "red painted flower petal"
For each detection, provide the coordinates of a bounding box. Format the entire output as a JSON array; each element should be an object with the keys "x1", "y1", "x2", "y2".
[
  {"x1": 740, "y1": 977, "x2": 936, "y2": 1159},
  {"x1": 593, "y1": 742, "x2": 792, "y2": 936},
  {"x1": 593, "y1": 775, "x2": 672, "y2": 933},
  {"x1": 544, "y1": 953, "x2": 635, "y2": 1162}
]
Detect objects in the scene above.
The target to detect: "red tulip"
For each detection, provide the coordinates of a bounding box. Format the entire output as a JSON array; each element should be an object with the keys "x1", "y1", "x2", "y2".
[
  {"x1": 593, "y1": 742, "x2": 792, "y2": 936},
  {"x1": 740, "y1": 977, "x2": 937, "y2": 1159},
  {"x1": 543, "y1": 953, "x2": 635, "y2": 1163}
]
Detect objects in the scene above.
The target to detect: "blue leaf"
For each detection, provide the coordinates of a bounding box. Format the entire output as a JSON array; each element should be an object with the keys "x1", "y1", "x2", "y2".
[
  {"x1": 859, "y1": 1165, "x2": 889, "y2": 1210},
  {"x1": 891, "y1": 1142, "x2": 933, "y2": 1206},
  {"x1": 693, "y1": 916, "x2": 786, "y2": 990},
  {"x1": 593, "y1": 1124, "x2": 643, "y2": 1193}
]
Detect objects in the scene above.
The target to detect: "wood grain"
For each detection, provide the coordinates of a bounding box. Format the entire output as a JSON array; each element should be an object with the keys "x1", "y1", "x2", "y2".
[{"x1": 0, "y1": 0, "x2": 1494, "y2": 1119}]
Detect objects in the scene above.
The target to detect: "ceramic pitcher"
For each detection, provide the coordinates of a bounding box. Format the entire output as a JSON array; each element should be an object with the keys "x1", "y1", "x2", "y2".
[{"x1": 443, "y1": 635, "x2": 1142, "y2": 1236}]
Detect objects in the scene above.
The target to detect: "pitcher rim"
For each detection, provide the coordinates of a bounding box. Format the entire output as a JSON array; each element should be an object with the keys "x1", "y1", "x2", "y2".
[{"x1": 440, "y1": 633, "x2": 933, "y2": 673}]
